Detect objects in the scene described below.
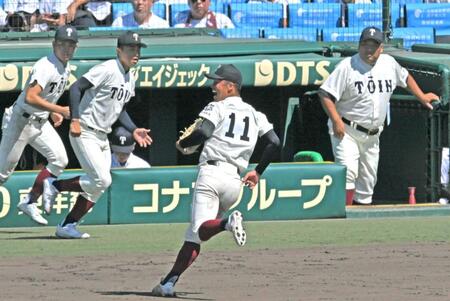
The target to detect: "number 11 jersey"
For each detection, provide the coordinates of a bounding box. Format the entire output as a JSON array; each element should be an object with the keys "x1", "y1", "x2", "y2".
[{"x1": 199, "y1": 96, "x2": 273, "y2": 172}]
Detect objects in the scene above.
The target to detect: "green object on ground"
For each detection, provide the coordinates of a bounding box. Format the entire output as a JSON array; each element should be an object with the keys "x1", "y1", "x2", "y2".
[{"x1": 294, "y1": 151, "x2": 324, "y2": 162}]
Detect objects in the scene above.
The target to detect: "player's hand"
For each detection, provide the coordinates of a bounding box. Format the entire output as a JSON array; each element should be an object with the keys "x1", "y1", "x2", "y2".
[
  {"x1": 420, "y1": 93, "x2": 440, "y2": 110},
  {"x1": 70, "y1": 119, "x2": 81, "y2": 137},
  {"x1": 60, "y1": 106, "x2": 70, "y2": 119},
  {"x1": 242, "y1": 170, "x2": 260, "y2": 190},
  {"x1": 50, "y1": 112, "x2": 64, "y2": 127},
  {"x1": 133, "y1": 128, "x2": 152, "y2": 148},
  {"x1": 332, "y1": 119, "x2": 345, "y2": 139}
]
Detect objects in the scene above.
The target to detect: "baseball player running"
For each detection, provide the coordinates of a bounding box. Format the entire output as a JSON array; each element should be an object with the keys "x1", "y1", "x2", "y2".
[
  {"x1": 319, "y1": 26, "x2": 439, "y2": 205},
  {"x1": 42, "y1": 31, "x2": 152, "y2": 238},
  {"x1": 0, "y1": 25, "x2": 78, "y2": 225},
  {"x1": 152, "y1": 64, "x2": 280, "y2": 297}
]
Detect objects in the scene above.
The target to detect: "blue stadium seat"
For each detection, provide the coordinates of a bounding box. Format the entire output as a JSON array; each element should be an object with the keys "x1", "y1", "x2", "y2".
[
  {"x1": 406, "y1": 3, "x2": 450, "y2": 29},
  {"x1": 391, "y1": 3, "x2": 401, "y2": 27},
  {"x1": 221, "y1": 27, "x2": 261, "y2": 38},
  {"x1": 229, "y1": 3, "x2": 284, "y2": 28},
  {"x1": 322, "y1": 27, "x2": 363, "y2": 42},
  {"x1": 392, "y1": 27, "x2": 435, "y2": 49},
  {"x1": 170, "y1": 3, "x2": 189, "y2": 26},
  {"x1": 391, "y1": 0, "x2": 422, "y2": 4},
  {"x1": 288, "y1": 4, "x2": 342, "y2": 28},
  {"x1": 264, "y1": 28, "x2": 317, "y2": 41},
  {"x1": 347, "y1": 4, "x2": 382, "y2": 28},
  {"x1": 112, "y1": 2, "x2": 166, "y2": 21},
  {"x1": 313, "y1": 0, "x2": 341, "y2": 3}
]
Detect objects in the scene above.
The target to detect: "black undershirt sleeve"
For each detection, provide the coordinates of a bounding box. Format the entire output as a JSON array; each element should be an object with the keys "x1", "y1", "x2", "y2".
[
  {"x1": 254, "y1": 129, "x2": 280, "y2": 175},
  {"x1": 179, "y1": 119, "x2": 215, "y2": 148},
  {"x1": 69, "y1": 77, "x2": 93, "y2": 119},
  {"x1": 118, "y1": 109, "x2": 138, "y2": 133},
  {"x1": 318, "y1": 88, "x2": 337, "y2": 102}
]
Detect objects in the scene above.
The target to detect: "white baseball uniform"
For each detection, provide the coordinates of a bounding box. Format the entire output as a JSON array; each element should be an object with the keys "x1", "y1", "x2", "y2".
[
  {"x1": 111, "y1": 152, "x2": 150, "y2": 168},
  {"x1": 112, "y1": 13, "x2": 169, "y2": 28},
  {"x1": 185, "y1": 96, "x2": 273, "y2": 244},
  {"x1": 0, "y1": 53, "x2": 70, "y2": 184},
  {"x1": 320, "y1": 53, "x2": 409, "y2": 204},
  {"x1": 71, "y1": 58, "x2": 135, "y2": 202}
]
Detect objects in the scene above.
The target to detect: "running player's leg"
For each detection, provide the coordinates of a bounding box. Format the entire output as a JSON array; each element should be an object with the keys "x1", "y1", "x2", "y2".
[
  {"x1": 155, "y1": 165, "x2": 220, "y2": 295},
  {"x1": 0, "y1": 110, "x2": 35, "y2": 185},
  {"x1": 28, "y1": 122, "x2": 68, "y2": 205},
  {"x1": 63, "y1": 131, "x2": 111, "y2": 223}
]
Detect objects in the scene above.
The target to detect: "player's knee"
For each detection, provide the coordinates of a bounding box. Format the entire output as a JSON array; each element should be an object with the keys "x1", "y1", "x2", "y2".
[
  {"x1": 57, "y1": 153, "x2": 69, "y2": 169},
  {"x1": 96, "y1": 174, "x2": 112, "y2": 191}
]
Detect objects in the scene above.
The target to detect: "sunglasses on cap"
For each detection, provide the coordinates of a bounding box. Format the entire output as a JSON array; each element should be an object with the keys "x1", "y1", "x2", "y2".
[{"x1": 190, "y1": 0, "x2": 207, "y2": 3}]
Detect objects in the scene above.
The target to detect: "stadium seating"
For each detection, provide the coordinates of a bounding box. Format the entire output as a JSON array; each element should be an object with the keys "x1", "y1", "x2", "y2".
[
  {"x1": 112, "y1": 2, "x2": 166, "y2": 21},
  {"x1": 405, "y1": 3, "x2": 450, "y2": 29},
  {"x1": 391, "y1": 3, "x2": 402, "y2": 27},
  {"x1": 221, "y1": 27, "x2": 261, "y2": 38},
  {"x1": 264, "y1": 28, "x2": 318, "y2": 41},
  {"x1": 322, "y1": 27, "x2": 363, "y2": 42},
  {"x1": 288, "y1": 3, "x2": 342, "y2": 28},
  {"x1": 229, "y1": 3, "x2": 284, "y2": 28},
  {"x1": 347, "y1": 3, "x2": 382, "y2": 28},
  {"x1": 392, "y1": 27, "x2": 435, "y2": 49}
]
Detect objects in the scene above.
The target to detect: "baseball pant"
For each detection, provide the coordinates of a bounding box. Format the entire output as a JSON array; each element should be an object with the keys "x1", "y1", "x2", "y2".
[
  {"x1": 69, "y1": 126, "x2": 111, "y2": 202},
  {"x1": 185, "y1": 162, "x2": 242, "y2": 244},
  {"x1": 0, "y1": 106, "x2": 68, "y2": 185},
  {"x1": 330, "y1": 124, "x2": 381, "y2": 205},
  {"x1": 441, "y1": 147, "x2": 449, "y2": 185}
]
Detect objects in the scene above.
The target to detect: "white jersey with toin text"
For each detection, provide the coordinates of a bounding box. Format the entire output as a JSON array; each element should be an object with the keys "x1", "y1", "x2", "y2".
[
  {"x1": 78, "y1": 58, "x2": 135, "y2": 134},
  {"x1": 320, "y1": 53, "x2": 409, "y2": 204},
  {"x1": 70, "y1": 58, "x2": 136, "y2": 202}
]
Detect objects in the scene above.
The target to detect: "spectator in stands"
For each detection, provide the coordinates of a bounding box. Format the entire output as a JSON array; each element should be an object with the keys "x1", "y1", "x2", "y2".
[
  {"x1": 110, "y1": 126, "x2": 151, "y2": 168},
  {"x1": 112, "y1": 0, "x2": 169, "y2": 28},
  {"x1": 173, "y1": 0, "x2": 234, "y2": 29},
  {"x1": 31, "y1": 0, "x2": 72, "y2": 32},
  {"x1": 66, "y1": 0, "x2": 112, "y2": 28},
  {"x1": 4, "y1": 0, "x2": 39, "y2": 31}
]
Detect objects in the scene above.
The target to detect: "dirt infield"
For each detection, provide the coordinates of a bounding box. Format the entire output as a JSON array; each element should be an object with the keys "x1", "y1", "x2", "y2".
[{"x1": 2, "y1": 242, "x2": 450, "y2": 301}]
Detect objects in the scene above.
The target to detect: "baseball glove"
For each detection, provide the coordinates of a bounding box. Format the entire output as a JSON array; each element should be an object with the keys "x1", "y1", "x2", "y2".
[{"x1": 176, "y1": 118, "x2": 203, "y2": 155}]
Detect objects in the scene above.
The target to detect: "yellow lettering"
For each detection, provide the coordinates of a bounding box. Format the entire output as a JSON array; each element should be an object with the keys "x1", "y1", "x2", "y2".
[
  {"x1": 276, "y1": 62, "x2": 296, "y2": 86},
  {"x1": 0, "y1": 187, "x2": 11, "y2": 218},
  {"x1": 140, "y1": 66, "x2": 153, "y2": 87},
  {"x1": 296, "y1": 61, "x2": 314, "y2": 86},
  {"x1": 21, "y1": 66, "x2": 33, "y2": 89},
  {"x1": 314, "y1": 60, "x2": 331, "y2": 85},
  {"x1": 0, "y1": 64, "x2": 19, "y2": 91},
  {"x1": 254, "y1": 60, "x2": 273, "y2": 86}
]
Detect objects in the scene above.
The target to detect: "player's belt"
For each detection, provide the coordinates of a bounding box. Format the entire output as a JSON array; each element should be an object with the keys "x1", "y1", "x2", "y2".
[
  {"x1": 86, "y1": 125, "x2": 107, "y2": 134},
  {"x1": 22, "y1": 112, "x2": 45, "y2": 123},
  {"x1": 206, "y1": 160, "x2": 240, "y2": 174},
  {"x1": 342, "y1": 117, "x2": 379, "y2": 136}
]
